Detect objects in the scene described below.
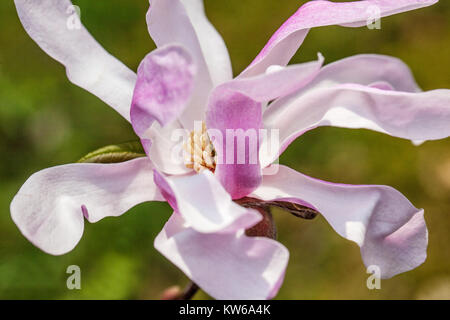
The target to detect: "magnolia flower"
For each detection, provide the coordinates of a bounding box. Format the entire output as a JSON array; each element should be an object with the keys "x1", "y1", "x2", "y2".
[{"x1": 11, "y1": 0, "x2": 450, "y2": 300}]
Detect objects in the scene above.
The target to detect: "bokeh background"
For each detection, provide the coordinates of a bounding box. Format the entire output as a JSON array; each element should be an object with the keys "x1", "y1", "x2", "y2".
[{"x1": 0, "y1": 0, "x2": 449, "y2": 299}]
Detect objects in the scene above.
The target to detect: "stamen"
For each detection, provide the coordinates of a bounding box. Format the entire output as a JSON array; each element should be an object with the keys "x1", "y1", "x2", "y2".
[{"x1": 184, "y1": 122, "x2": 217, "y2": 173}]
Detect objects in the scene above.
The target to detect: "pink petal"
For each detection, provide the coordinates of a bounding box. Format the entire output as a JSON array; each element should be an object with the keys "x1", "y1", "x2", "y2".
[
  {"x1": 155, "y1": 213, "x2": 289, "y2": 300},
  {"x1": 130, "y1": 45, "x2": 196, "y2": 138},
  {"x1": 206, "y1": 90, "x2": 263, "y2": 199},
  {"x1": 205, "y1": 55, "x2": 324, "y2": 197},
  {"x1": 299, "y1": 54, "x2": 421, "y2": 92},
  {"x1": 147, "y1": 0, "x2": 232, "y2": 127},
  {"x1": 251, "y1": 165, "x2": 427, "y2": 279},
  {"x1": 11, "y1": 158, "x2": 163, "y2": 255},
  {"x1": 262, "y1": 84, "x2": 450, "y2": 166},
  {"x1": 241, "y1": 0, "x2": 438, "y2": 77},
  {"x1": 14, "y1": 0, "x2": 137, "y2": 121},
  {"x1": 153, "y1": 170, "x2": 261, "y2": 233},
  {"x1": 219, "y1": 53, "x2": 324, "y2": 102}
]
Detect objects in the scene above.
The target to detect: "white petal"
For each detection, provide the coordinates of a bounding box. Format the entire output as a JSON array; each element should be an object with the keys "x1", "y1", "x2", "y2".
[
  {"x1": 11, "y1": 158, "x2": 163, "y2": 255},
  {"x1": 147, "y1": 0, "x2": 233, "y2": 128},
  {"x1": 14, "y1": 0, "x2": 137, "y2": 121},
  {"x1": 155, "y1": 213, "x2": 289, "y2": 299},
  {"x1": 153, "y1": 170, "x2": 261, "y2": 233},
  {"x1": 251, "y1": 165, "x2": 427, "y2": 279}
]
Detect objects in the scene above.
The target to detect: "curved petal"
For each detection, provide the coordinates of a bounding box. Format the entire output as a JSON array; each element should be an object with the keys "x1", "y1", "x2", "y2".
[
  {"x1": 251, "y1": 165, "x2": 427, "y2": 279},
  {"x1": 147, "y1": 0, "x2": 232, "y2": 86},
  {"x1": 206, "y1": 90, "x2": 263, "y2": 199},
  {"x1": 130, "y1": 45, "x2": 196, "y2": 138},
  {"x1": 262, "y1": 85, "x2": 450, "y2": 167},
  {"x1": 240, "y1": 0, "x2": 438, "y2": 77},
  {"x1": 219, "y1": 53, "x2": 324, "y2": 102},
  {"x1": 155, "y1": 213, "x2": 289, "y2": 300},
  {"x1": 147, "y1": 0, "x2": 233, "y2": 127},
  {"x1": 153, "y1": 170, "x2": 261, "y2": 233},
  {"x1": 14, "y1": 0, "x2": 137, "y2": 121},
  {"x1": 11, "y1": 158, "x2": 163, "y2": 255},
  {"x1": 207, "y1": 54, "x2": 323, "y2": 182},
  {"x1": 298, "y1": 54, "x2": 421, "y2": 93}
]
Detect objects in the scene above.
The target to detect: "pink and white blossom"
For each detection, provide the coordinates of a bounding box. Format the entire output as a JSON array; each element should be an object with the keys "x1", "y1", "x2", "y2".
[{"x1": 11, "y1": 0, "x2": 449, "y2": 299}]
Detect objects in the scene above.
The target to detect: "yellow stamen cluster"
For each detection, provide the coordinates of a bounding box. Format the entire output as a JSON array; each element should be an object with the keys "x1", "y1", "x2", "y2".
[{"x1": 184, "y1": 122, "x2": 217, "y2": 173}]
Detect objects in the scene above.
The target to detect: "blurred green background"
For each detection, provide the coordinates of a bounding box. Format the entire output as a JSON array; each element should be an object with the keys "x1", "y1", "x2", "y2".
[{"x1": 0, "y1": 0, "x2": 449, "y2": 299}]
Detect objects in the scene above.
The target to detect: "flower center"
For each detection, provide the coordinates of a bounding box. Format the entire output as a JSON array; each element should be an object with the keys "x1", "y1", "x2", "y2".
[{"x1": 184, "y1": 122, "x2": 217, "y2": 173}]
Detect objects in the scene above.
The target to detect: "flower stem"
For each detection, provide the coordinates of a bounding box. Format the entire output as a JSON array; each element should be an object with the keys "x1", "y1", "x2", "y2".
[
  {"x1": 180, "y1": 281, "x2": 199, "y2": 300},
  {"x1": 161, "y1": 281, "x2": 199, "y2": 300}
]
